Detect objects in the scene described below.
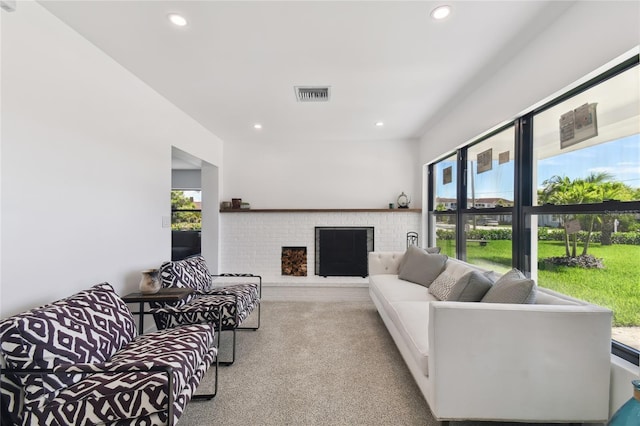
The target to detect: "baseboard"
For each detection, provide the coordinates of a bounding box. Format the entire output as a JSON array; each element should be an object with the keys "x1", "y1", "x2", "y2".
[{"x1": 261, "y1": 279, "x2": 370, "y2": 302}]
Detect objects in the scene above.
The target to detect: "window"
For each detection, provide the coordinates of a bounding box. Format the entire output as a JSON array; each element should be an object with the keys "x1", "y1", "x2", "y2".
[
  {"x1": 463, "y1": 127, "x2": 515, "y2": 270},
  {"x1": 534, "y1": 65, "x2": 640, "y2": 206},
  {"x1": 171, "y1": 190, "x2": 202, "y2": 261},
  {"x1": 432, "y1": 153, "x2": 458, "y2": 257},
  {"x1": 426, "y1": 55, "x2": 640, "y2": 364},
  {"x1": 434, "y1": 153, "x2": 458, "y2": 212},
  {"x1": 466, "y1": 127, "x2": 515, "y2": 209},
  {"x1": 463, "y1": 213, "x2": 513, "y2": 274},
  {"x1": 529, "y1": 64, "x2": 640, "y2": 354},
  {"x1": 171, "y1": 190, "x2": 202, "y2": 230},
  {"x1": 531, "y1": 212, "x2": 639, "y2": 353}
]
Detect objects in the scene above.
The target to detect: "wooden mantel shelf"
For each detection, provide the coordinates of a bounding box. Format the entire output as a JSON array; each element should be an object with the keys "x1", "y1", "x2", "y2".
[{"x1": 220, "y1": 208, "x2": 422, "y2": 213}]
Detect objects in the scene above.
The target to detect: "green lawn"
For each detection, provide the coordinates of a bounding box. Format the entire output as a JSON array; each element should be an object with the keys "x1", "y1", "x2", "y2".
[{"x1": 442, "y1": 239, "x2": 640, "y2": 327}]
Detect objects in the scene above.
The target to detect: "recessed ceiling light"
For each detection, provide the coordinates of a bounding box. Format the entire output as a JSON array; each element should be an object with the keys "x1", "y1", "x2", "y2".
[
  {"x1": 168, "y1": 13, "x2": 187, "y2": 27},
  {"x1": 375, "y1": 122, "x2": 384, "y2": 127},
  {"x1": 253, "y1": 123, "x2": 263, "y2": 130},
  {"x1": 431, "y1": 5, "x2": 451, "y2": 20}
]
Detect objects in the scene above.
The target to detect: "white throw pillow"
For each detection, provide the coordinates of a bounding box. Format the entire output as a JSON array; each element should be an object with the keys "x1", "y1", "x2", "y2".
[{"x1": 428, "y1": 272, "x2": 458, "y2": 300}]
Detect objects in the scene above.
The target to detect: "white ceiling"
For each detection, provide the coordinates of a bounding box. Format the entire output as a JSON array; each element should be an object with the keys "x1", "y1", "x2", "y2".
[{"x1": 39, "y1": 1, "x2": 572, "y2": 146}]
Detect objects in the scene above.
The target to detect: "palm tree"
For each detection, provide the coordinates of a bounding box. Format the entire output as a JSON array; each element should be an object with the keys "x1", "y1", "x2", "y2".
[
  {"x1": 539, "y1": 172, "x2": 634, "y2": 257},
  {"x1": 580, "y1": 172, "x2": 613, "y2": 253},
  {"x1": 539, "y1": 175, "x2": 581, "y2": 257}
]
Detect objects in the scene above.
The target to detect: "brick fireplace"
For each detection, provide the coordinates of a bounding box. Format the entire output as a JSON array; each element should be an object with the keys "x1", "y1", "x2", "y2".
[{"x1": 220, "y1": 210, "x2": 421, "y2": 288}]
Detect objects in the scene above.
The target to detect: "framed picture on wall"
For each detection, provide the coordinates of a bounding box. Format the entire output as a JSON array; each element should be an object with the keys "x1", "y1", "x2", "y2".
[
  {"x1": 443, "y1": 166, "x2": 453, "y2": 184},
  {"x1": 477, "y1": 148, "x2": 493, "y2": 174},
  {"x1": 560, "y1": 103, "x2": 598, "y2": 149}
]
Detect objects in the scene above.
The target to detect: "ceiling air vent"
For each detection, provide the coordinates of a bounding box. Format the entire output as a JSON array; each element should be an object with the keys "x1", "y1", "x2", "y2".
[{"x1": 295, "y1": 86, "x2": 330, "y2": 102}]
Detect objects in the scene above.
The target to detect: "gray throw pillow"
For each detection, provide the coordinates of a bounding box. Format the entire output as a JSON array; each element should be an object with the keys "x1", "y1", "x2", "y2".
[
  {"x1": 398, "y1": 246, "x2": 441, "y2": 272},
  {"x1": 447, "y1": 270, "x2": 494, "y2": 302},
  {"x1": 428, "y1": 272, "x2": 457, "y2": 300},
  {"x1": 481, "y1": 269, "x2": 537, "y2": 304},
  {"x1": 397, "y1": 247, "x2": 447, "y2": 287}
]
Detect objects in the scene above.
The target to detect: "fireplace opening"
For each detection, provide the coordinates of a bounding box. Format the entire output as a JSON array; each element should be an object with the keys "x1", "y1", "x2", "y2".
[
  {"x1": 281, "y1": 246, "x2": 307, "y2": 276},
  {"x1": 315, "y1": 227, "x2": 374, "y2": 277}
]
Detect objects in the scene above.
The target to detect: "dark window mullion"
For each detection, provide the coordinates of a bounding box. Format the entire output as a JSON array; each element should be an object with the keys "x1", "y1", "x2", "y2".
[
  {"x1": 524, "y1": 200, "x2": 640, "y2": 215},
  {"x1": 456, "y1": 149, "x2": 467, "y2": 260},
  {"x1": 513, "y1": 115, "x2": 533, "y2": 273},
  {"x1": 459, "y1": 206, "x2": 514, "y2": 214}
]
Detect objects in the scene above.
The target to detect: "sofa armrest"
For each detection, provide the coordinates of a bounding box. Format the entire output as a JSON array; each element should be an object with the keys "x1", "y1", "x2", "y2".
[
  {"x1": 428, "y1": 301, "x2": 612, "y2": 422},
  {"x1": 367, "y1": 252, "x2": 405, "y2": 275}
]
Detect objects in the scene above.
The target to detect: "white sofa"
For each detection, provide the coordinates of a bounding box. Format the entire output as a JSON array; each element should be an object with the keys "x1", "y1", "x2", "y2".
[{"x1": 368, "y1": 251, "x2": 613, "y2": 423}]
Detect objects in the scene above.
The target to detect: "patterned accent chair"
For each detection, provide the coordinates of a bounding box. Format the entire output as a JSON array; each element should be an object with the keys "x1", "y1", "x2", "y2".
[
  {"x1": 148, "y1": 255, "x2": 261, "y2": 365},
  {"x1": 0, "y1": 283, "x2": 218, "y2": 426}
]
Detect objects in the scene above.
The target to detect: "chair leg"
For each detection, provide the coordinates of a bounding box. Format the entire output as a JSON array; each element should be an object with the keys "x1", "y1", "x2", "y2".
[
  {"x1": 191, "y1": 355, "x2": 220, "y2": 401},
  {"x1": 238, "y1": 303, "x2": 261, "y2": 331},
  {"x1": 191, "y1": 358, "x2": 217, "y2": 399},
  {"x1": 192, "y1": 326, "x2": 220, "y2": 400},
  {"x1": 219, "y1": 328, "x2": 236, "y2": 366}
]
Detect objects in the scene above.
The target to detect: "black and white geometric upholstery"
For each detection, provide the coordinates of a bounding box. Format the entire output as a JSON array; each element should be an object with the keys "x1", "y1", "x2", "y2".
[
  {"x1": 149, "y1": 255, "x2": 261, "y2": 365},
  {"x1": 0, "y1": 283, "x2": 218, "y2": 426}
]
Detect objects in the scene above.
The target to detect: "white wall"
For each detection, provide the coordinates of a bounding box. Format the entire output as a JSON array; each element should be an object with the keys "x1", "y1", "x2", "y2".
[
  {"x1": 172, "y1": 169, "x2": 201, "y2": 190},
  {"x1": 418, "y1": 1, "x2": 640, "y2": 164},
  {"x1": 223, "y1": 137, "x2": 421, "y2": 209},
  {"x1": 0, "y1": 2, "x2": 223, "y2": 317}
]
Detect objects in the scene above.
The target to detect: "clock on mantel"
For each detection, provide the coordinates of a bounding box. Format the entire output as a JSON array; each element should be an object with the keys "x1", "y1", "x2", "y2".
[{"x1": 397, "y1": 192, "x2": 411, "y2": 209}]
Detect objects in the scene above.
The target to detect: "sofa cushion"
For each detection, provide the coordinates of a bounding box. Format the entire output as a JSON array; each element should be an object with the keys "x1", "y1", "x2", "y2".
[
  {"x1": 158, "y1": 255, "x2": 213, "y2": 306},
  {"x1": 152, "y1": 282, "x2": 260, "y2": 330},
  {"x1": 160, "y1": 255, "x2": 212, "y2": 291},
  {"x1": 397, "y1": 247, "x2": 447, "y2": 287},
  {"x1": 369, "y1": 274, "x2": 436, "y2": 319},
  {"x1": 447, "y1": 270, "x2": 494, "y2": 302},
  {"x1": 24, "y1": 324, "x2": 216, "y2": 425},
  {"x1": 481, "y1": 269, "x2": 537, "y2": 304},
  {"x1": 388, "y1": 301, "x2": 431, "y2": 377},
  {"x1": 428, "y1": 272, "x2": 458, "y2": 301}
]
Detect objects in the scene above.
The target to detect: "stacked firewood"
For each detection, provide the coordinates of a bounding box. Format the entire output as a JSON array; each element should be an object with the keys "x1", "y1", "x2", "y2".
[{"x1": 281, "y1": 247, "x2": 307, "y2": 276}]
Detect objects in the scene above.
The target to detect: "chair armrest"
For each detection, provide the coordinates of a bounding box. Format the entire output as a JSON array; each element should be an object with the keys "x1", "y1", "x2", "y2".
[
  {"x1": 2, "y1": 362, "x2": 176, "y2": 424},
  {"x1": 427, "y1": 301, "x2": 612, "y2": 421},
  {"x1": 149, "y1": 296, "x2": 234, "y2": 328},
  {"x1": 210, "y1": 273, "x2": 262, "y2": 298},
  {"x1": 52, "y1": 361, "x2": 171, "y2": 374}
]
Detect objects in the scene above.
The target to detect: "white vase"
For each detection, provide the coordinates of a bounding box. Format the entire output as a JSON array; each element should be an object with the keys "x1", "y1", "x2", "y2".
[{"x1": 139, "y1": 269, "x2": 161, "y2": 294}]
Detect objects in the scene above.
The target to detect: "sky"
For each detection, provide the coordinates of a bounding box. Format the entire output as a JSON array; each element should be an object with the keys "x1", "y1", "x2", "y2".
[
  {"x1": 183, "y1": 190, "x2": 202, "y2": 202},
  {"x1": 436, "y1": 133, "x2": 640, "y2": 201}
]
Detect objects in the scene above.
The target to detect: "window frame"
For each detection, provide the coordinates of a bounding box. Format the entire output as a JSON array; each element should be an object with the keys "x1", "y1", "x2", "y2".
[{"x1": 427, "y1": 54, "x2": 640, "y2": 366}]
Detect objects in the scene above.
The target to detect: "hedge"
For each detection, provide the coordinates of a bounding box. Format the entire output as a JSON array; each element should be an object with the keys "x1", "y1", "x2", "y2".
[{"x1": 436, "y1": 228, "x2": 640, "y2": 245}]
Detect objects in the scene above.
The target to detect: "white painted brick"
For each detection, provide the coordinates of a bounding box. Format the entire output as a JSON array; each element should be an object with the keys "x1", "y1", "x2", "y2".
[{"x1": 220, "y1": 212, "x2": 421, "y2": 283}]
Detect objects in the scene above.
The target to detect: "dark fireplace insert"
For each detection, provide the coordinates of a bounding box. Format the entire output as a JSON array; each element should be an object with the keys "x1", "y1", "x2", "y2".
[{"x1": 315, "y1": 227, "x2": 374, "y2": 277}]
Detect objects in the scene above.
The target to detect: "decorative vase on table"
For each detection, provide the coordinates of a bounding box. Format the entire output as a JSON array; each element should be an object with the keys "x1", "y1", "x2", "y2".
[
  {"x1": 608, "y1": 380, "x2": 640, "y2": 425},
  {"x1": 139, "y1": 269, "x2": 161, "y2": 294}
]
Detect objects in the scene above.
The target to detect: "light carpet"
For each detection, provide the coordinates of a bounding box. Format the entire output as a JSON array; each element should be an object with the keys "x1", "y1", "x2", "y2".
[
  {"x1": 179, "y1": 301, "x2": 434, "y2": 425},
  {"x1": 179, "y1": 301, "x2": 560, "y2": 426}
]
